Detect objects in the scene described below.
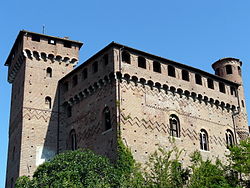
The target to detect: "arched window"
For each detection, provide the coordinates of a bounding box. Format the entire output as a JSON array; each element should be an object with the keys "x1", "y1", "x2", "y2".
[
  {"x1": 138, "y1": 56, "x2": 146, "y2": 69},
  {"x1": 169, "y1": 115, "x2": 180, "y2": 137},
  {"x1": 103, "y1": 107, "x2": 111, "y2": 131},
  {"x1": 200, "y1": 129, "x2": 209, "y2": 151},
  {"x1": 69, "y1": 129, "x2": 77, "y2": 151},
  {"x1": 153, "y1": 61, "x2": 161, "y2": 73},
  {"x1": 226, "y1": 65, "x2": 233, "y2": 74},
  {"x1": 46, "y1": 67, "x2": 52, "y2": 77},
  {"x1": 168, "y1": 65, "x2": 176, "y2": 77},
  {"x1": 122, "y1": 51, "x2": 131, "y2": 64},
  {"x1": 226, "y1": 129, "x2": 234, "y2": 148},
  {"x1": 182, "y1": 70, "x2": 189, "y2": 81},
  {"x1": 45, "y1": 96, "x2": 52, "y2": 109}
]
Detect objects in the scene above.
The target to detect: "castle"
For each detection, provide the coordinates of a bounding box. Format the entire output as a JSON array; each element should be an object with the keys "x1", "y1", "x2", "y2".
[{"x1": 4, "y1": 30, "x2": 249, "y2": 188}]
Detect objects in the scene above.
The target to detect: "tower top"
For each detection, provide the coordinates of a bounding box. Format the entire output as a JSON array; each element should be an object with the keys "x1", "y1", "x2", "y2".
[
  {"x1": 5, "y1": 30, "x2": 83, "y2": 66},
  {"x1": 212, "y1": 57, "x2": 242, "y2": 70}
]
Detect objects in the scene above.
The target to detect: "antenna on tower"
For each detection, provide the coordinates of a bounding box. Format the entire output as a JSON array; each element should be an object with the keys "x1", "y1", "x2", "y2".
[{"x1": 42, "y1": 25, "x2": 45, "y2": 34}]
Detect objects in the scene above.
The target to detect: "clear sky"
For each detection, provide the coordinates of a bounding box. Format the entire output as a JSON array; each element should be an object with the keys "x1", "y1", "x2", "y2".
[{"x1": 0, "y1": 0, "x2": 250, "y2": 186}]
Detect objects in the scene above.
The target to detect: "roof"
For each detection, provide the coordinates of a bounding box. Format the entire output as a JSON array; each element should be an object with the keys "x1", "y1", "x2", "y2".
[
  {"x1": 60, "y1": 42, "x2": 239, "y2": 87},
  {"x1": 4, "y1": 30, "x2": 83, "y2": 66},
  {"x1": 212, "y1": 57, "x2": 242, "y2": 69}
]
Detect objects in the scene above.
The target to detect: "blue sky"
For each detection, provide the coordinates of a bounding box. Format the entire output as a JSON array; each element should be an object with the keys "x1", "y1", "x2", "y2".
[{"x1": 0, "y1": 0, "x2": 250, "y2": 186}]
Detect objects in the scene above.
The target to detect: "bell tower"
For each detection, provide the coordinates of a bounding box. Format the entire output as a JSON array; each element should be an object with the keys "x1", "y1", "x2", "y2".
[
  {"x1": 212, "y1": 58, "x2": 249, "y2": 140},
  {"x1": 5, "y1": 30, "x2": 83, "y2": 188}
]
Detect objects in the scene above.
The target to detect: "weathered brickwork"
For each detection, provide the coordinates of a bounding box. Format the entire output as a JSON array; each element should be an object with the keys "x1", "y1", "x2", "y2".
[{"x1": 4, "y1": 31, "x2": 249, "y2": 188}]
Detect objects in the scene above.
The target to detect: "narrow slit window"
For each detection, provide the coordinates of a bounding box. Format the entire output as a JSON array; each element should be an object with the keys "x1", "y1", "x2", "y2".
[
  {"x1": 153, "y1": 61, "x2": 161, "y2": 73},
  {"x1": 138, "y1": 56, "x2": 146, "y2": 69},
  {"x1": 207, "y1": 78, "x2": 214, "y2": 89},
  {"x1": 168, "y1": 65, "x2": 176, "y2": 77},
  {"x1": 122, "y1": 51, "x2": 131, "y2": 64},
  {"x1": 242, "y1": 100, "x2": 245, "y2": 108},
  {"x1": 46, "y1": 67, "x2": 52, "y2": 77},
  {"x1": 195, "y1": 74, "x2": 202, "y2": 85},
  {"x1": 182, "y1": 70, "x2": 189, "y2": 81},
  {"x1": 219, "y1": 82, "x2": 226, "y2": 93},
  {"x1": 226, "y1": 129, "x2": 234, "y2": 148},
  {"x1": 215, "y1": 68, "x2": 220, "y2": 76},
  {"x1": 92, "y1": 61, "x2": 98, "y2": 73},
  {"x1": 45, "y1": 96, "x2": 52, "y2": 109},
  {"x1": 230, "y1": 86, "x2": 236, "y2": 96},
  {"x1": 226, "y1": 65, "x2": 233, "y2": 74},
  {"x1": 238, "y1": 66, "x2": 241, "y2": 76},
  {"x1": 69, "y1": 130, "x2": 77, "y2": 151},
  {"x1": 103, "y1": 107, "x2": 111, "y2": 131},
  {"x1": 63, "y1": 82, "x2": 69, "y2": 92}
]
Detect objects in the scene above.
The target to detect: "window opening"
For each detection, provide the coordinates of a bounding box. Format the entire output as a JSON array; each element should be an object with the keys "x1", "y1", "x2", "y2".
[
  {"x1": 93, "y1": 61, "x2": 98, "y2": 73},
  {"x1": 72, "y1": 75, "x2": 78, "y2": 86},
  {"x1": 48, "y1": 38, "x2": 56, "y2": 45},
  {"x1": 168, "y1": 65, "x2": 176, "y2": 77},
  {"x1": 238, "y1": 66, "x2": 241, "y2": 76},
  {"x1": 103, "y1": 107, "x2": 111, "y2": 130},
  {"x1": 32, "y1": 35, "x2": 40, "y2": 42},
  {"x1": 82, "y1": 68, "x2": 88, "y2": 80},
  {"x1": 70, "y1": 130, "x2": 77, "y2": 151},
  {"x1": 122, "y1": 51, "x2": 131, "y2": 64},
  {"x1": 138, "y1": 56, "x2": 146, "y2": 69},
  {"x1": 226, "y1": 65, "x2": 233, "y2": 74},
  {"x1": 46, "y1": 67, "x2": 52, "y2": 77},
  {"x1": 207, "y1": 78, "x2": 214, "y2": 89},
  {"x1": 169, "y1": 115, "x2": 180, "y2": 137},
  {"x1": 103, "y1": 54, "x2": 109, "y2": 66},
  {"x1": 195, "y1": 74, "x2": 202, "y2": 85},
  {"x1": 153, "y1": 61, "x2": 161, "y2": 73},
  {"x1": 45, "y1": 96, "x2": 52, "y2": 109},
  {"x1": 219, "y1": 82, "x2": 226, "y2": 93},
  {"x1": 226, "y1": 129, "x2": 234, "y2": 148},
  {"x1": 200, "y1": 129, "x2": 209, "y2": 151},
  {"x1": 182, "y1": 70, "x2": 189, "y2": 81},
  {"x1": 64, "y1": 41, "x2": 72, "y2": 48}
]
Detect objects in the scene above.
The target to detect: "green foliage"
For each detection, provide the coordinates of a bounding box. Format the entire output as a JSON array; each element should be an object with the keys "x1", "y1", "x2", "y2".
[
  {"x1": 144, "y1": 147, "x2": 189, "y2": 188},
  {"x1": 188, "y1": 151, "x2": 234, "y2": 188}
]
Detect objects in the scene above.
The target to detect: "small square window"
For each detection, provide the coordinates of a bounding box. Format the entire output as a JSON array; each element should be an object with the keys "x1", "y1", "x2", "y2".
[
  {"x1": 32, "y1": 35, "x2": 40, "y2": 42},
  {"x1": 48, "y1": 38, "x2": 56, "y2": 45},
  {"x1": 64, "y1": 41, "x2": 72, "y2": 48}
]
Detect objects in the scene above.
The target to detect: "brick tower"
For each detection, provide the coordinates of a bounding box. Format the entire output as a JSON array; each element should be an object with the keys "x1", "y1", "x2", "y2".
[
  {"x1": 212, "y1": 58, "x2": 249, "y2": 140},
  {"x1": 4, "y1": 30, "x2": 82, "y2": 188}
]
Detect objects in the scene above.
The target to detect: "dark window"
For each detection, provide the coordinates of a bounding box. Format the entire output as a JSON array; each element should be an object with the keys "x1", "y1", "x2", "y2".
[
  {"x1": 70, "y1": 130, "x2": 77, "y2": 151},
  {"x1": 207, "y1": 78, "x2": 214, "y2": 89},
  {"x1": 63, "y1": 82, "x2": 69, "y2": 92},
  {"x1": 122, "y1": 51, "x2": 130, "y2": 64},
  {"x1": 219, "y1": 82, "x2": 226, "y2": 93},
  {"x1": 64, "y1": 41, "x2": 72, "y2": 48},
  {"x1": 169, "y1": 115, "x2": 180, "y2": 137},
  {"x1": 45, "y1": 96, "x2": 52, "y2": 109},
  {"x1": 168, "y1": 65, "x2": 176, "y2": 77},
  {"x1": 82, "y1": 68, "x2": 88, "y2": 80},
  {"x1": 230, "y1": 86, "x2": 236, "y2": 96},
  {"x1": 138, "y1": 56, "x2": 146, "y2": 69},
  {"x1": 182, "y1": 70, "x2": 189, "y2": 81},
  {"x1": 67, "y1": 106, "x2": 72, "y2": 117},
  {"x1": 72, "y1": 75, "x2": 78, "y2": 86},
  {"x1": 103, "y1": 107, "x2": 111, "y2": 131},
  {"x1": 226, "y1": 130, "x2": 234, "y2": 148},
  {"x1": 226, "y1": 65, "x2": 233, "y2": 74},
  {"x1": 103, "y1": 54, "x2": 109, "y2": 66},
  {"x1": 32, "y1": 34, "x2": 40, "y2": 42},
  {"x1": 200, "y1": 129, "x2": 209, "y2": 151},
  {"x1": 48, "y1": 38, "x2": 56, "y2": 45},
  {"x1": 11, "y1": 178, "x2": 14, "y2": 188},
  {"x1": 238, "y1": 66, "x2": 241, "y2": 76},
  {"x1": 153, "y1": 61, "x2": 161, "y2": 73},
  {"x1": 195, "y1": 74, "x2": 202, "y2": 85},
  {"x1": 242, "y1": 100, "x2": 245, "y2": 108},
  {"x1": 92, "y1": 61, "x2": 98, "y2": 73},
  {"x1": 215, "y1": 68, "x2": 220, "y2": 76},
  {"x1": 46, "y1": 67, "x2": 52, "y2": 77}
]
